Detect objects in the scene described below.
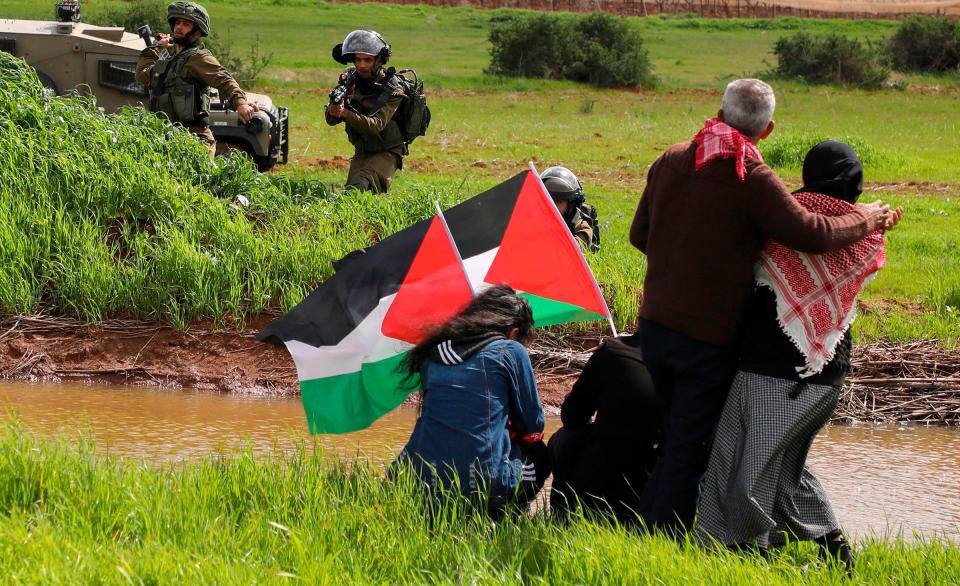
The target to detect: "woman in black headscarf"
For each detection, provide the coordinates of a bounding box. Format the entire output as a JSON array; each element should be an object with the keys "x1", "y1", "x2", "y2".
[{"x1": 694, "y1": 141, "x2": 897, "y2": 572}]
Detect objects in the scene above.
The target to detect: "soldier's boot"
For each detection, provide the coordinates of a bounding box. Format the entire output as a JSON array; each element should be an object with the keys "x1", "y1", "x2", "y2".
[{"x1": 344, "y1": 176, "x2": 373, "y2": 194}]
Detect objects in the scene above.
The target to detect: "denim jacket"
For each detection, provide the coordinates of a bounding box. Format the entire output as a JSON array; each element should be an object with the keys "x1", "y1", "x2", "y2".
[{"x1": 394, "y1": 339, "x2": 543, "y2": 500}]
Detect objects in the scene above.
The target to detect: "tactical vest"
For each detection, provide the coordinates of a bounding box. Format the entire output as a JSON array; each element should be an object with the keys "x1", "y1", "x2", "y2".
[
  {"x1": 568, "y1": 203, "x2": 601, "y2": 253},
  {"x1": 344, "y1": 73, "x2": 405, "y2": 154},
  {"x1": 148, "y1": 47, "x2": 211, "y2": 126}
]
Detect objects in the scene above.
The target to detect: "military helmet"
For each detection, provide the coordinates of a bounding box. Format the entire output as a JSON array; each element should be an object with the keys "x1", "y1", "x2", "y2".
[
  {"x1": 167, "y1": 1, "x2": 210, "y2": 36},
  {"x1": 541, "y1": 166, "x2": 585, "y2": 205},
  {"x1": 332, "y1": 29, "x2": 391, "y2": 65}
]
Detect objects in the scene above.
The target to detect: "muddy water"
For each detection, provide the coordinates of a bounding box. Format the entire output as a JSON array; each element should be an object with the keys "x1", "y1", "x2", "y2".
[{"x1": 2, "y1": 381, "x2": 959, "y2": 541}]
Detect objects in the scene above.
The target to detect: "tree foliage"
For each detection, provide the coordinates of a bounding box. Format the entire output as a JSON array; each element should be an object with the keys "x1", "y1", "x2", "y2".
[
  {"x1": 886, "y1": 15, "x2": 960, "y2": 73},
  {"x1": 774, "y1": 32, "x2": 889, "y2": 89},
  {"x1": 488, "y1": 13, "x2": 658, "y2": 88}
]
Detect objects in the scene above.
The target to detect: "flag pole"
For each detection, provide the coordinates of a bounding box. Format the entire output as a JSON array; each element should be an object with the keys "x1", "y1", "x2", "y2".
[
  {"x1": 434, "y1": 201, "x2": 476, "y2": 297},
  {"x1": 527, "y1": 162, "x2": 618, "y2": 337}
]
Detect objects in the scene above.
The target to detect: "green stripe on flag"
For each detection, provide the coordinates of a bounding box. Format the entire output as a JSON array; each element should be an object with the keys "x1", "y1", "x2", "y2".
[
  {"x1": 520, "y1": 292, "x2": 605, "y2": 327},
  {"x1": 299, "y1": 353, "x2": 416, "y2": 434}
]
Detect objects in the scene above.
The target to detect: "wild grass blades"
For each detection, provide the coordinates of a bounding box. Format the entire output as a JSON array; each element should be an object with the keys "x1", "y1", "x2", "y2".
[
  {"x1": 0, "y1": 53, "x2": 458, "y2": 327},
  {"x1": 761, "y1": 132, "x2": 903, "y2": 171},
  {"x1": 0, "y1": 419, "x2": 957, "y2": 582},
  {"x1": 2, "y1": 6, "x2": 959, "y2": 341}
]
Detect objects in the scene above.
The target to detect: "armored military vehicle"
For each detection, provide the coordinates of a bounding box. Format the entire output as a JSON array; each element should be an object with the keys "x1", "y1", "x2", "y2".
[{"x1": 0, "y1": 1, "x2": 288, "y2": 171}]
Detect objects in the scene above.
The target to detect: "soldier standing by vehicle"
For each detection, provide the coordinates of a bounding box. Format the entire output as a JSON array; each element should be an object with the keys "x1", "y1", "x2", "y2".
[
  {"x1": 135, "y1": 1, "x2": 256, "y2": 159},
  {"x1": 325, "y1": 30, "x2": 406, "y2": 194}
]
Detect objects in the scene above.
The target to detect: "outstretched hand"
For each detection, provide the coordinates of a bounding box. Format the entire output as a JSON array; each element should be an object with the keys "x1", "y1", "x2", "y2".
[
  {"x1": 884, "y1": 205, "x2": 904, "y2": 231},
  {"x1": 857, "y1": 200, "x2": 894, "y2": 232}
]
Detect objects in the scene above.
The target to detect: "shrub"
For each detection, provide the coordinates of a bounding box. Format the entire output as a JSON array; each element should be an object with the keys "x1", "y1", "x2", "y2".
[
  {"x1": 761, "y1": 132, "x2": 899, "y2": 171},
  {"x1": 205, "y1": 33, "x2": 274, "y2": 89},
  {"x1": 488, "y1": 13, "x2": 657, "y2": 88},
  {"x1": 886, "y1": 15, "x2": 960, "y2": 72},
  {"x1": 774, "y1": 32, "x2": 889, "y2": 88},
  {"x1": 488, "y1": 13, "x2": 571, "y2": 80}
]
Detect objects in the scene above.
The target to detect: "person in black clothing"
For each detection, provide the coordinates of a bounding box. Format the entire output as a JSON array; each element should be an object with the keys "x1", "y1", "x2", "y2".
[
  {"x1": 693, "y1": 141, "x2": 898, "y2": 572},
  {"x1": 548, "y1": 334, "x2": 660, "y2": 523}
]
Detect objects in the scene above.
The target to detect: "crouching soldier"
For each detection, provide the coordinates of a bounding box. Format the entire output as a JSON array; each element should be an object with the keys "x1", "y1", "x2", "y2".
[
  {"x1": 541, "y1": 166, "x2": 602, "y2": 253},
  {"x1": 135, "y1": 1, "x2": 256, "y2": 159},
  {"x1": 325, "y1": 29, "x2": 406, "y2": 194}
]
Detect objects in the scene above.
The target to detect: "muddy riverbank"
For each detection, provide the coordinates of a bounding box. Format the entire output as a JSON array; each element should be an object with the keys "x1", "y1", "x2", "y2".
[
  {"x1": 0, "y1": 315, "x2": 576, "y2": 414},
  {"x1": 2, "y1": 314, "x2": 959, "y2": 421}
]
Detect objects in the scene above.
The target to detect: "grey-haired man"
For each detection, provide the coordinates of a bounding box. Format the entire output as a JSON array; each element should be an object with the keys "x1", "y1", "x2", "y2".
[{"x1": 628, "y1": 78, "x2": 901, "y2": 535}]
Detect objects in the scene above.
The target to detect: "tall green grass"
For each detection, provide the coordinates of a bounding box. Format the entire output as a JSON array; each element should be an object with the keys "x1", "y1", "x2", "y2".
[
  {"x1": 2, "y1": 5, "x2": 959, "y2": 342},
  {"x1": 0, "y1": 52, "x2": 461, "y2": 327},
  {"x1": 1, "y1": 419, "x2": 958, "y2": 583}
]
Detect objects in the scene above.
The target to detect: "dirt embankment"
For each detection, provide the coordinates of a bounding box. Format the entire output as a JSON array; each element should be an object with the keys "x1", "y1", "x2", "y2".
[
  {"x1": 4, "y1": 313, "x2": 960, "y2": 422},
  {"x1": 0, "y1": 315, "x2": 577, "y2": 415},
  {"x1": 329, "y1": 0, "x2": 960, "y2": 19}
]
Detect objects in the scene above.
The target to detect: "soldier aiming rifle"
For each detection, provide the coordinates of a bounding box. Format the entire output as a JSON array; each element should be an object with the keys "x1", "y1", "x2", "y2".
[{"x1": 325, "y1": 29, "x2": 410, "y2": 194}]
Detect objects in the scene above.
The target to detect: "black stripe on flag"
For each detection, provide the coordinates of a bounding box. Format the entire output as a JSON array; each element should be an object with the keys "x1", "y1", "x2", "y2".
[
  {"x1": 256, "y1": 219, "x2": 432, "y2": 347},
  {"x1": 442, "y1": 172, "x2": 525, "y2": 259},
  {"x1": 256, "y1": 172, "x2": 526, "y2": 348}
]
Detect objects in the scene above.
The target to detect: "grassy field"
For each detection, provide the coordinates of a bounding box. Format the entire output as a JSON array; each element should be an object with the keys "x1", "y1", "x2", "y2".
[
  {"x1": 1, "y1": 420, "x2": 957, "y2": 583},
  {"x1": 1, "y1": 1, "x2": 958, "y2": 343}
]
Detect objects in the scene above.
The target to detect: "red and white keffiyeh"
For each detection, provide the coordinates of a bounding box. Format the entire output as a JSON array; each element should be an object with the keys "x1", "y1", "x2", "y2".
[
  {"x1": 756, "y1": 192, "x2": 886, "y2": 378},
  {"x1": 693, "y1": 117, "x2": 764, "y2": 181}
]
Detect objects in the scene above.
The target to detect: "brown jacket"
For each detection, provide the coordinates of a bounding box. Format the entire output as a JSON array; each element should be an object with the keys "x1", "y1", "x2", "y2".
[
  {"x1": 135, "y1": 46, "x2": 247, "y2": 109},
  {"x1": 629, "y1": 141, "x2": 872, "y2": 346}
]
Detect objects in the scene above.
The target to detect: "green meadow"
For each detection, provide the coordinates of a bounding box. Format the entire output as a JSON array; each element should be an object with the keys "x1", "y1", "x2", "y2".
[
  {"x1": 0, "y1": 420, "x2": 957, "y2": 584},
  {"x1": 2, "y1": 0, "x2": 959, "y2": 344},
  {"x1": 3, "y1": 3, "x2": 960, "y2": 580}
]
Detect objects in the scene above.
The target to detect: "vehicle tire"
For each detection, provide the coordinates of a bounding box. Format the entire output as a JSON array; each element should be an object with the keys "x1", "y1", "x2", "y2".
[
  {"x1": 216, "y1": 141, "x2": 276, "y2": 172},
  {"x1": 34, "y1": 70, "x2": 58, "y2": 95},
  {"x1": 215, "y1": 140, "x2": 254, "y2": 161},
  {"x1": 254, "y1": 156, "x2": 278, "y2": 173}
]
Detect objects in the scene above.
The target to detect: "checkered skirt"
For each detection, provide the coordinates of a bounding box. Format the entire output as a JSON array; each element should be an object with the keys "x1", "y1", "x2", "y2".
[{"x1": 694, "y1": 371, "x2": 841, "y2": 548}]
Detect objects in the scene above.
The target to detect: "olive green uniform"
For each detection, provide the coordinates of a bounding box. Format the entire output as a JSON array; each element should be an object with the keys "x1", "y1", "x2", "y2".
[
  {"x1": 572, "y1": 217, "x2": 594, "y2": 251},
  {"x1": 565, "y1": 203, "x2": 601, "y2": 253},
  {"x1": 325, "y1": 69, "x2": 405, "y2": 194},
  {"x1": 136, "y1": 46, "x2": 247, "y2": 159}
]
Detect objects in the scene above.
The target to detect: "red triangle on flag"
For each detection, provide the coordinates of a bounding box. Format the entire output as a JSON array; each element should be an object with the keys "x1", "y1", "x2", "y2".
[
  {"x1": 381, "y1": 215, "x2": 474, "y2": 344},
  {"x1": 483, "y1": 171, "x2": 607, "y2": 317}
]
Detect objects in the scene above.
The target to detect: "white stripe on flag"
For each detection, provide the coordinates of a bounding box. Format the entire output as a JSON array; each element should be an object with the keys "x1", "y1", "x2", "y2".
[
  {"x1": 283, "y1": 294, "x2": 411, "y2": 381},
  {"x1": 461, "y1": 247, "x2": 499, "y2": 288}
]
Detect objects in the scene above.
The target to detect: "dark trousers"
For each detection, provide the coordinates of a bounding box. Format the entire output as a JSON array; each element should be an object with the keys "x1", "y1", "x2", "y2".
[
  {"x1": 486, "y1": 439, "x2": 551, "y2": 519},
  {"x1": 637, "y1": 318, "x2": 738, "y2": 535},
  {"x1": 549, "y1": 427, "x2": 652, "y2": 523}
]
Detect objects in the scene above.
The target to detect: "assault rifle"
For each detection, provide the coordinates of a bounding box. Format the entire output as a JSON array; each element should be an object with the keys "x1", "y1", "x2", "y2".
[{"x1": 328, "y1": 68, "x2": 357, "y2": 107}]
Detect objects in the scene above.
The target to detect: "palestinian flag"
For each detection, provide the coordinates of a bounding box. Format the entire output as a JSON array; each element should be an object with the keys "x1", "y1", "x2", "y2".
[{"x1": 257, "y1": 168, "x2": 613, "y2": 434}]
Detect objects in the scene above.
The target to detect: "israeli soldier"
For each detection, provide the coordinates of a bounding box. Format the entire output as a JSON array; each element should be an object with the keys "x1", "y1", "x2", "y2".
[
  {"x1": 135, "y1": 1, "x2": 256, "y2": 159},
  {"x1": 325, "y1": 30, "x2": 406, "y2": 194},
  {"x1": 541, "y1": 166, "x2": 602, "y2": 253}
]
